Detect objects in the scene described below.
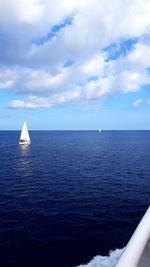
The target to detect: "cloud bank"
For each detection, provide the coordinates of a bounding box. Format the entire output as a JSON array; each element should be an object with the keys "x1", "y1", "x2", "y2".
[{"x1": 0, "y1": 0, "x2": 150, "y2": 108}]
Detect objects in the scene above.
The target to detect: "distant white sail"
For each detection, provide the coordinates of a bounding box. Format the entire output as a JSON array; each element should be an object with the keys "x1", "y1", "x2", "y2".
[{"x1": 19, "y1": 121, "x2": 31, "y2": 144}]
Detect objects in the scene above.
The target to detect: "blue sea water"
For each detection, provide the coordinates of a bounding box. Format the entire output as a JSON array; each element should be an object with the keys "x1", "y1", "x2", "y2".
[{"x1": 0, "y1": 130, "x2": 149, "y2": 267}]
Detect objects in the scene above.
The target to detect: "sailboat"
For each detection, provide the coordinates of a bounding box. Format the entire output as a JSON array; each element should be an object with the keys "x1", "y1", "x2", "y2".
[{"x1": 19, "y1": 121, "x2": 31, "y2": 145}]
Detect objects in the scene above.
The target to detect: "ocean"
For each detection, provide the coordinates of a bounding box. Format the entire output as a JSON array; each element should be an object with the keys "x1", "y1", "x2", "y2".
[{"x1": 0, "y1": 130, "x2": 149, "y2": 267}]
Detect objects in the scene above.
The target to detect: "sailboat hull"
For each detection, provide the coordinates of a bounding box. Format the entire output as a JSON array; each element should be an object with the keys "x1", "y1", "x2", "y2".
[{"x1": 19, "y1": 140, "x2": 31, "y2": 145}]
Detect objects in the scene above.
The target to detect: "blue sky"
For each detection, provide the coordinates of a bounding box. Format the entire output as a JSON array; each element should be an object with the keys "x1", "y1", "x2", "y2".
[{"x1": 0, "y1": 0, "x2": 150, "y2": 130}]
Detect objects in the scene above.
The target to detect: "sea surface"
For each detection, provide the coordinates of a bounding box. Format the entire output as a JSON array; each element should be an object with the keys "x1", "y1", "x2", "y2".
[{"x1": 0, "y1": 130, "x2": 149, "y2": 267}]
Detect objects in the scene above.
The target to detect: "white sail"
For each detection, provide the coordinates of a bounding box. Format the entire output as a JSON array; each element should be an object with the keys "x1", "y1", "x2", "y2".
[{"x1": 19, "y1": 121, "x2": 31, "y2": 144}]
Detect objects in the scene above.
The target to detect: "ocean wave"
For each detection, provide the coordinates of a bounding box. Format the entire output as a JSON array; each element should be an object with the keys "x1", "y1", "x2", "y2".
[{"x1": 76, "y1": 248, "x2": 124, "y2": 267}]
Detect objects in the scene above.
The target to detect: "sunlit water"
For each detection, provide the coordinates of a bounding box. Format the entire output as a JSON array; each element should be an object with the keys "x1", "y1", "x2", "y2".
[{"x1": 0, "y1": 131, "x2": 149, "y2": 267}]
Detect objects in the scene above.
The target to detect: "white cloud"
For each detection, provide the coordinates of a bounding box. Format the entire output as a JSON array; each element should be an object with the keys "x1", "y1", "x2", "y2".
[
  {"x1": 133, "y1": 98, "x2": 143, "y2": 107},
  {"x1": 126, "y1": 42, "x2": 150, "y2": 69},
  {"x1": 0, "y1": 67, "x2": 16, "y2": 89},
  {"x1": 0, "y1": 0, "x2": 44, "y2": 25},
  {"x1": 0, "y1": 0, "x2": 150, "y2": 108}
]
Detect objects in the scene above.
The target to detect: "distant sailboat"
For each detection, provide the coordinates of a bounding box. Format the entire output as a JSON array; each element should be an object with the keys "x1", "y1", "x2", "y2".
[
  {"x1": 19, "y1": 121, "x2": 31, "y2": 145},
  {"x1": 99, "y1": 129, "x2": 102, "y2": 133}
]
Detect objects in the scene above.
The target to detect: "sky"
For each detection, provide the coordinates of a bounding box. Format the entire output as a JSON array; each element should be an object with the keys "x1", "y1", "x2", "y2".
[{"x1": 0, "y1": 0, "x2": 150, "y2": 130}]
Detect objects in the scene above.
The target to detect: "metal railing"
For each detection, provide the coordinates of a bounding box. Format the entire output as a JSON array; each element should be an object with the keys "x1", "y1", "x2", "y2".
[{"x1": 115, "y1": 206, "x2": 150, "y2": 267}]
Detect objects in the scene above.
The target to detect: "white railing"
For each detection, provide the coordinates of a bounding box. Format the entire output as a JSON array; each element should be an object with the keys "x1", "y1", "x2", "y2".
[{"x1": 115, "y1": 206, "x2": 150, "y2": 267}]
